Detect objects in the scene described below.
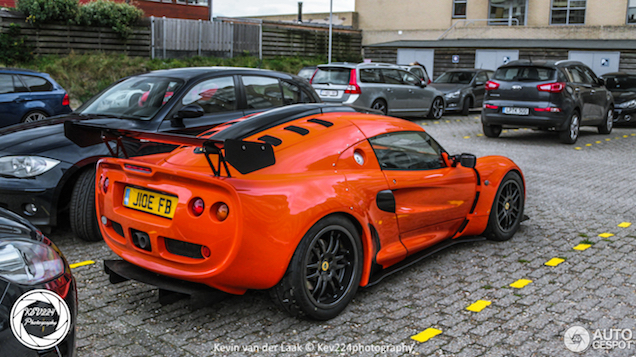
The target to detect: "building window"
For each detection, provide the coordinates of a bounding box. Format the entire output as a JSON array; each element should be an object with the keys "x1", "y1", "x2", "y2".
[
  {"x1": 453, "y1": 0, "x2": 467, "y2": 18},
  {"x1": 628, "y1": 0, "x2": 636, "y2": 24},
  {"x1": 551, "y1": 0, "x2": 586, "y2": 25},
  {"x1": 488, "y1": 0, "x2": 527, "y2": 26}
]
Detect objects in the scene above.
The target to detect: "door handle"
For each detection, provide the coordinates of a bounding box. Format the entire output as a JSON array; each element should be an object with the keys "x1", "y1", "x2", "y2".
[
  {"x1": 591, "y1": 90, "x2": 596, "y2": 94},
  {"x1": 386, "y1": 88, "x2": 393, "y2": 93},
  {"x1": 408, "y1": 89, "x2": 414, "y2": 93},
  {"x1": 13, "y1": 98, "x2": 26, "y2": 103}
]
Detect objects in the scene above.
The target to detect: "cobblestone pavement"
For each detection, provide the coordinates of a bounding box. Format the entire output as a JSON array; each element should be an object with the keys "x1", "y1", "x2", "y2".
[{"x1": 50, "y1": 112, "x2": 636, "y2": 356}]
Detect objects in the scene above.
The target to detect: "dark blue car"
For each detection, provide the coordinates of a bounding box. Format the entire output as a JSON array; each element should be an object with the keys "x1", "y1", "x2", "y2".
[{"x1": 0, "y1": 68, "x2": 72, "y2": 127}]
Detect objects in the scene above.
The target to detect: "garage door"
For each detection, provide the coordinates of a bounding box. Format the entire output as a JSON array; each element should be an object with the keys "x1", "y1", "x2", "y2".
[
  {"x1": 397, "y1": 49, "x2": 435, "y2": 80},
  {"x1": 568, "y1": 51, "x2": 620, "y2": 76},
  {"x1": 475, "y1": 50, "x2": 519, "y2": 71}
]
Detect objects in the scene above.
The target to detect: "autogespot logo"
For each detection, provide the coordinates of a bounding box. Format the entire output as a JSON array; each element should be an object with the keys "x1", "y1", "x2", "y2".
[
  {"x1": 10, "y1": 289, "x2": 71, "y2": 350},
  {"x1": 564, "y1": 326, "x2": 591, "y2": 353}
]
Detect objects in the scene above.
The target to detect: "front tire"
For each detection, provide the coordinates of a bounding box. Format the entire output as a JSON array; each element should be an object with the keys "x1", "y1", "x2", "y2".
[
  {"x1": 598, "y1": 107, "x2": 614, "y2": 134},
  {"x1": 461, "y1": 97, "x2": 472, "y2": 116},
  {"x1": 482, "y1": 123, "x2": 502, "y2": 138},
  {"x1": 559, "y1": 111, "x2": 580, "y2": 144},
  {"x1": 269, "y1": 216, "x2": 362, "y2": 320},
  {"x1": 427, "y1": 97, "x2": 444, "y2": 119},
  {"x1": 483, "y1": 171, "x2": 525, "y2": 241},
  {"x1": 70, "y1": 168, "x2": 103, "y2": 242}
]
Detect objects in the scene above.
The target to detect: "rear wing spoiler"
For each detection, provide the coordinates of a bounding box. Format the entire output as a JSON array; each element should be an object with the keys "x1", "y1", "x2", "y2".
[{"x1": 63, "y1": 121, "x2": 275, "y2": 177}]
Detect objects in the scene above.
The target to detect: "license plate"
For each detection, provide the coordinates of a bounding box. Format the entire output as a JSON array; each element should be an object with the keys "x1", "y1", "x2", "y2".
[
  {"x1": 123, "y1": 187, "x2": 178, "y2": 219},
  {"x1": 320, "y1": 89, "x2": 338, "y2": 96},
  {"x1": 503, "y1": 107, "x2": 529, "y2": 115}
]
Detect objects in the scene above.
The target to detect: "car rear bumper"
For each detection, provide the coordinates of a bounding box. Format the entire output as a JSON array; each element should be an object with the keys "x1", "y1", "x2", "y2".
[{"x1": 482, "y1": 106, "x2": 569, "y2": 130}]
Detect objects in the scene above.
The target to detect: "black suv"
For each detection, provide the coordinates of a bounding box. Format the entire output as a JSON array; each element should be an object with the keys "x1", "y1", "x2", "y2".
[{"x1": 482, "y1": 60, "x2": 613, "y2": 144}]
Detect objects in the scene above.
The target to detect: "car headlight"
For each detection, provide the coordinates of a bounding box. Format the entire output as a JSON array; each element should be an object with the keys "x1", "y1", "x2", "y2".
[
  {"x1": 616, "y1": 99, "x2": 636, "y2": 109},
  {"x1": 0, "y1": 156, "x2": 60, "y2": 178},
  {"x1": 0, "y1": 239, "x2": 65, "y2": 284},
  {"x1": 445, "y1": 90, "x2": 461, "y2": 99}
]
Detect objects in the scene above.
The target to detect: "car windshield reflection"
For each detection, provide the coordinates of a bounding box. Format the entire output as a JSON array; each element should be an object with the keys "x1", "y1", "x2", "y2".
[
  {"x1": 77, "y1": 76, "x2": 184, "y2": 119},
  {"x1": 434, "y1": 72, "x2": 475, "y2": 84},
  {"x1": 603, "y1": 75, "x2": 636, "y2": 92}
]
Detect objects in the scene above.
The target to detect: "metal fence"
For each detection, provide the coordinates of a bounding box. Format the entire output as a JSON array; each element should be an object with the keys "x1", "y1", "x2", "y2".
[{"x1": 151, "y1": 17, "x2": 261, "y2": 59}]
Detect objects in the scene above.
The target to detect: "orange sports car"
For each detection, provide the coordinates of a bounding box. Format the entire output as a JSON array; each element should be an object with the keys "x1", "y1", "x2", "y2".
[{"x1": 65, "y1": 103, "x2": 525, "y2": 320}]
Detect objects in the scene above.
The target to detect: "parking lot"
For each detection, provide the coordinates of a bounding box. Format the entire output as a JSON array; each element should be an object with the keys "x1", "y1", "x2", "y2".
[{"x1": 50, "y1": 112, "x2": 636, "y2": 357}]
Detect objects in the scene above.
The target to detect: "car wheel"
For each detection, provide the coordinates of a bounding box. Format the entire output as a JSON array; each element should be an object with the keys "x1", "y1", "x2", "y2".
[
  {"x1": 461, "y1": 97, "x2": 472, "y2": 116},
  {"x1": 598, "y1": 107, "x2": 614, "y2": 134},
  {"x1": 269, "y1": 215, "x2": 362, "y2": 320},
  {"x1": 482, "y1": 123, "x2": 502, "y2": 138},
  {"x1": 427, "y1": 97, "x2": 444, "y2": 119},
  {"x1": 21, "y1": 110, "x2": 47, "y2": 123},
  {"x1": 70, "y1": 168, "x2": 103, "y2": 242},
  {"x1": 559, "y1": 111, "x2": 580, "y2": 144},
  {"x1": 483, "y1": 171, "x2": 525, "y2": 242},
  {"x1": 371, "y1": 99, "x2": 388, "y2": 115}
]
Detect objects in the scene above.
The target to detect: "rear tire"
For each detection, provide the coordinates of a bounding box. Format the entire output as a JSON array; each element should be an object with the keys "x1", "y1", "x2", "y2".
[
  {"x1": 371, "y1": 99, "x2": 388, "y2": 115},
  {"x1": 461, "y1": 97, "x2": 472, "y2": 116},
  {"x1": 483, "y1": 171, "x2": 525, "y2": 241},
  {"x1": 269, "y1": 216, "x2": 362, "y2": 320},
  {"x1": 598, "y1": 107, "x2": 614, "y2": 134},
  {"x1": 482, "y1": 123, "x2": 502, "y2": 138},
  {"x1": 21, "y1": 110, "x2": 47, "y2": 123},
  {"x1": 70, "y1": 168, "x2": 103, "y2": 242},
  {"x1": 427, "y1": 97, "x2": 444, "y2": 119},
  {"x1": 559, "y1": 111, "x2": 580, "y2": 144}
]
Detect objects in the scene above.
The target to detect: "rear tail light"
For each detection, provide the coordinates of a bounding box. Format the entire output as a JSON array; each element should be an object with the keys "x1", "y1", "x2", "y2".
[
  {"x1": 484, "y1": 104, "x2": 499, "y2": 110},
  {"x1": 191, "y1": 198, "x2": 205, "y2": 216},
  {"x1": 537, "y1": 82, "x2": 565, "y2": 93},
  {"x1": 103, "y1": 177, "x2": 109, "y2": 193},
  {"x1": 309, "y1": 68, "x2": 318, "y2": 84},
  {"x1": 124, "y1": 164, "x2": 152, "y2": 173},
  {"x1": 534, "y1": 107, "x2": 562, "y2": 113},
  {"x1": 485, "y1": 81, "x2": 500, "y2": 90},
  {"x1": 201, "y1": 246, "x2": 211, "y2": 258},
  {"x1": 215, "y1": 203, "x2": 229, "y2": 221},
  {"x1": 345, "y1": 69, "x2": 362, "y2": 94},
  {"x1": 62, "y1": 93, "x2": 70, "y2": 107}
]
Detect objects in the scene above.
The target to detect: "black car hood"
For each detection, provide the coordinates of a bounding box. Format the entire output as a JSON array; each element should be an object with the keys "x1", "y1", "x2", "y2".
[
  {"x1": 0, "y1": 114, "x2": 148, "y2": 155},
  {"x1": 611, "y1": 91, "x2": 636, "y2": 103},
  {"x1": 0, "y1": 207, "x2": 39, "y2": 241},
  {"x1": 429, "y1": 83, "x2": 466, "y2": 93}
]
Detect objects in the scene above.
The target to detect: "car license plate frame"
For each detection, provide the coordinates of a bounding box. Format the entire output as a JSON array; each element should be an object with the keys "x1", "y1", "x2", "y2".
[
  {"x1": 503, "y1": 107, "x2": 530, "y2": 115},
  {"x1": 320, "y1": 89, "x2": 338, "y2": 97},
  {"x1": 123, "y1": 187, "x2": 178, "y2": 219}
]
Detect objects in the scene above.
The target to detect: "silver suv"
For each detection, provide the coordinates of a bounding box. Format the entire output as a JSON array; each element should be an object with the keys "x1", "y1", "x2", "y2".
[{"x1": 310, "y1": 63, "x2": 445, "y2": 119}]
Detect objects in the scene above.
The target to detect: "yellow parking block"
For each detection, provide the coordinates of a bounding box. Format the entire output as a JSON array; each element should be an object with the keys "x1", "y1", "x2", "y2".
[
  {"x1": 618, "y1": 222, "x2": 632, "y2": 228},
  {"x1": 510, "y1": 279, "x2": 532, "y2": 289},
  {"x1": 575, "y1": 147, "x2": 582, "y2": 150},
  {"x1": 477, "y1": 133, "x2": 484, "y2": 137},
  {"x1": 596, "y1": 141, "x2": 602, "y2": 144},
  {"x1": 605, "y1": 138, "x2": 611, "y2": 141},
  {"x1": 632, "y1": 133, "x2": 636, "y2": 136},
  {"x1": 502, "y1": 130, "x2": 509, "y2": 133},
  {"x1": 545, "y1": 258, "x2": 565, "y2": 267},
  {"x1": 585, "y1": 144, "x2": 592, "y2": 147},
  {"x1": 466, "y1": 300, "x2": 491, "y2": 312},
  {"x1": 411, "y1": 328, "x2": 442, "y2": 343},
  {"x1": 624, "y1": 135, "x2": 629, "y2": 138},
  {"x1": 463, "y1": 136, "x2": 471, "y2": 139},
  {"x1": 598, "y1": 233, "x2": 614, "y2": 238},
  {"x1": 70, "y1": 260, "x2": 95, "y2": 269},
  {"x1": 573, "y1": 244, "x2": 592, "y2": 251},
  {"x1": 433, "y1": 121, "x2": 440, "y2": 124}
]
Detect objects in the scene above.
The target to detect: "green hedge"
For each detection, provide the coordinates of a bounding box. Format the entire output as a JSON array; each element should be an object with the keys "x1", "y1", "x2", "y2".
[{"x1": 0, "y1": 24, "x2": 32, "y2": 65}]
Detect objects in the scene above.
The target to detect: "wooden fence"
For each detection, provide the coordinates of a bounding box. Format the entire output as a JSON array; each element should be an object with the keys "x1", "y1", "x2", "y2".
[{"x1": 0, "y1": 15, "x2": 150, "y2": 57}]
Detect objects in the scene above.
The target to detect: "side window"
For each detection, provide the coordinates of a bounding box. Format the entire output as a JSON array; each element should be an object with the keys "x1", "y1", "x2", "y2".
[
  {"x1": 359, "y1": 68, "x2": 383, "y2": 83},
  {"x1": 580, "y1": 66, "x2": 599, "y2": 85},
  {"x1": 381, "y1": 69, "x2": 403, "y2": 85},
  {"x1": 557, "y1": 69, "x2": 569, "y2": 83},
  {"x1": 566, "y1": 67, "x2": 586, "y2": 84},
  {"x1": 242, "y1": 76, "x2": 283, "y2": 109},
  {"x1": 0, "y1": 74, "x2": 14, "y2": 94},
  {"x1": 409, "y1": 67, "x2": 424, "y2": 79},
  {"x1": 182, "y1": 76, "x2": 237, "y2": 113},
  {"x1": 476, "y1": 72, "x2": 489, "y2": 84},
  {"x1": 20, "y1": 75, "x2": 53, "y2": 92},
  {"x1": 280, "y1": 80, "x2": 316, "y2": 105},
  {"x1": 13, "y1": 75, "x2": 28, "y2": 93},
  {"x1": 401, "y1": 71, "x2": 421, "y2": 86},
  {"x1": 369, "y1": 131, "x2": 446, "y2": 170}
]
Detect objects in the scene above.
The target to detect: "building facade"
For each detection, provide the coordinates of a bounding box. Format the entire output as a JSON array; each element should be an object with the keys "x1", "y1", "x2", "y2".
[{"x1": 356, "y1": 0, "x2": 636, "y2": 77}]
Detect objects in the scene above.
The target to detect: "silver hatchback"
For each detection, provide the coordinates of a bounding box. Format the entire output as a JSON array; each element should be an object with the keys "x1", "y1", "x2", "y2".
[{"x1": 311, "y1": 63, "x2": 445, "y2": 119}]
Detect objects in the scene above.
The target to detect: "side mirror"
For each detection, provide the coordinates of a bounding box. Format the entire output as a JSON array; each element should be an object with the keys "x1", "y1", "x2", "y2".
[
  {"x1": 459, "y1": 153, "x2": 477, "y2": 168},
  {"x1": 419, "y1": 80, "x2": 427, "y2": 88},
  {"x1": 171, "y1": 104, "x2": 204, "y2": 128}
]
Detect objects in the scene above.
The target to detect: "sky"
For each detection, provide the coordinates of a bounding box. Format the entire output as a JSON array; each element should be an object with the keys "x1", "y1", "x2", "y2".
[{"x1": 212, "y1": 0, "x2": 355, "y2": 18}]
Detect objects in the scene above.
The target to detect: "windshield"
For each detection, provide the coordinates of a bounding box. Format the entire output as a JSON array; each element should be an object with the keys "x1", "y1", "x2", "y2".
[
  {"x1": 78, "y1": 76, "x2": 184, "y2": 119},
  {"x1": 434, "y1": 72, "x2": 475, "y2": 84},
  {"x1": 603, "y1": 76, "x2": 636, "y2": 92},
  {"x1": 311, "y1": 67, "x2": 351, "y2": 85}
]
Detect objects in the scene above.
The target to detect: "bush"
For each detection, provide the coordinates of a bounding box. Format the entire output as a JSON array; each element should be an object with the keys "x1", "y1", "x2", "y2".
[
  {"x1": 0, "y1": 24, "x2": 33, "y2": 65},
  {"x1": 18, "y1": 0, "x2": 80, "y2": 25},
  {"x1": 78, "y1": 0, "x2": 144, "y2": 39}
]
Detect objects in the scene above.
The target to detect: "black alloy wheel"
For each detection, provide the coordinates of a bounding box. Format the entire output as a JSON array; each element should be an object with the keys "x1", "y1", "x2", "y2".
[
  {"x1": 484, "y1": 171, "x2": 525, "y2": 241},
  {"x1": 427, "y1": 97, "x2": 444, "y2": 119}
]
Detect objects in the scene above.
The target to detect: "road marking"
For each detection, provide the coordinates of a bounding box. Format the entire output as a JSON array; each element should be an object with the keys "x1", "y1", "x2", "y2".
[
  {"x1": 510, "y1": 279, "x2": 532, "y2": 288},
  {"x1": 575, "y1": 147, "x2": 582, "y2": 150},
  {"x1": 596, "y1": 141, "x2": 602, "y2": 144},
  {"x1": 502, "y1": 130, "x2": 509, "y2": 133},
  {"x1": 70, "y1": 260, "x2": 95, "y2": 269},
  {"x1": 545, "y1": 258, "x2": 565, "y2": 267},
  {"x1": 463, "y1": 136, "x2": 471, "y2": 139},
  {"x1": 598, "y1": 233, "x2": 614, "y2": 238},
  {"x1": 585, "y1": 144, "x2": 592, "y2": 147},
  {"x1": 477, "y1": 133, "x2": 484, "y2": 137},
  {"x1": 466, "y1": 300, "x2": 491, "y2": 312},
  {"x1": 411, "y1": 328, "x2": 442, "y2": 343},
  {"x1": 605, "y1": 138, "x2": 611, "y2": 141},
  {"x1": 624, "y1": 135, "x2": 629, "y2": 138},
  {"x1": 618, "y1": 222, "x2": 632, "y2": 228},
  {"x1": 573, "y1": 244, "x2": 592, "y2": 251},
  {"x1": 632, "y1": 133, "x2": 636, "y2": 136}
]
